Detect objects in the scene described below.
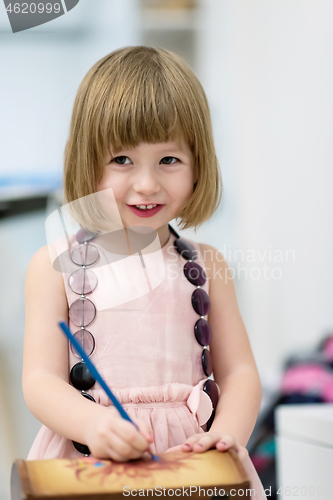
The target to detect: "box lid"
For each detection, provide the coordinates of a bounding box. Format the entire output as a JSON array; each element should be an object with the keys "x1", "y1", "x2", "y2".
[{"x1": 275, "y1": 404, "x2": 333, "y2": 447}]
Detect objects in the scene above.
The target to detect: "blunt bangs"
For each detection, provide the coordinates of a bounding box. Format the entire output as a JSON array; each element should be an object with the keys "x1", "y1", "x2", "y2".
[{"x1": 95, "y1": 48, "x2": 199, "y2": 160}]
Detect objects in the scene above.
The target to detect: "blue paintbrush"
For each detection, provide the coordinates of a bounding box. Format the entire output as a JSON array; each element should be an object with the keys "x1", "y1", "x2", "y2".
[{"x1": 58, "y1": 321, "x2": 159, "y2": 462}]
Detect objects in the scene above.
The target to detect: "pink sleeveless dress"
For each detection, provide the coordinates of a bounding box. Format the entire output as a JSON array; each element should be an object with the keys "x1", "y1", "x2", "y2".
[{"x1": 27, "y1": 229, "x2": 266, "y2": 498}]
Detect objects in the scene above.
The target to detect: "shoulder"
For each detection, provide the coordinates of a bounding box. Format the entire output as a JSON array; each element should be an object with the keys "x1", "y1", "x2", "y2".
[
  {"x1": 25, "y1": 245, "x2": 68, "y2": 337},
  {"x1": 198, "y1": 242, "x2": 225, "y2": 262},
  {"x1": 26, "y1": 244, "x2": 66, "y2": 293},
  {"x1": 27, "y1": 244, "x2": 55, "y2": 275},
  {"x1": 198, "y1": 242, "x2": 231, "y2": 283},
  {"x1": 28, "y1": 244, "x2": 53, "y2": 267}
]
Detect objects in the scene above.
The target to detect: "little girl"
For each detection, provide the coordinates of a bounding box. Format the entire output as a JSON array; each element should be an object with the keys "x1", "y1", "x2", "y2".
[{"x1": 23, "y1": 46, "x2": 266, "y2": 497}]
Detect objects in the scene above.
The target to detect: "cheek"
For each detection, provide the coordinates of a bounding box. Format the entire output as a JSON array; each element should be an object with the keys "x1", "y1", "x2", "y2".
[
  {"x1": 94, "y1": 186, "x2": 124, "y2": 225},
  {"x1": 176, "y1": 171, "x2": 196, "y2": 197},
  {"x1": 97, "y1": 171, "x2": 122, "y2": 195}
]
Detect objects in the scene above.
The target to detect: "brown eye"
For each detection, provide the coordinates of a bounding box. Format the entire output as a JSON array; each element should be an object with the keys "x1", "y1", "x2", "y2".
[
  {"x1": 112, "y1": 156, "x2": 131, "y2": 165},
  {"x1": 161, "y1": 156, "x2": 178, "y2": 165}
]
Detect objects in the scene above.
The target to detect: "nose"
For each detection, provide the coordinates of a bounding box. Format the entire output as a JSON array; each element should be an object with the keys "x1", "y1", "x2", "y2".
[{"x1": 132, "y1": 167, "x2": 161, "y2": 196}]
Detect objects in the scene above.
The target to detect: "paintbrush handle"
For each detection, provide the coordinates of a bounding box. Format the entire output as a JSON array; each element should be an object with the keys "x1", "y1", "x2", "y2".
[{"x1": 58, "y1": 321, "x2": 159, "y2": 461}]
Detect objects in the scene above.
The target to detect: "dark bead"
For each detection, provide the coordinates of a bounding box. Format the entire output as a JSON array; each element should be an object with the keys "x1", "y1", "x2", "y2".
[
  {"x1": 184, "y1": 261, "x2": 206, "y2": 286},
  {"x1": 174, "y1": 238, "x2": 197, "y2": 261},
  {"x1": 206, "y1": 408, "x2": 216, "y2": 432},
  {"x1": 70, "y1": 362, "x2": 95, "y2": 390},
  {"x1": 72, "y1": 441, "x2": 91, "y2": 455},
  {"x1": 76, "y1": 227, "x2": 99, "y2": 244},
  {"x1": 203, "y1": 379, "x2": 219, "y2": 409},
  {"x1": 194, "y1": 318, "x2": 212, "y2": 346},
  {"x1": 202, "y1": 349, "x2": 213, "y2": 377},
  {"x1": 191, "y1": 288, "x2": 211, "y2": 316},
  {"x1": 81, "y1": 392, "x2": 96, "y2": 403}
]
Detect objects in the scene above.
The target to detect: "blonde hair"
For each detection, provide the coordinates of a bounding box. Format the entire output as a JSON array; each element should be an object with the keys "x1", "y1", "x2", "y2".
[{"x1": 64, "y1": 46, "x2": 222, "y2": 232}]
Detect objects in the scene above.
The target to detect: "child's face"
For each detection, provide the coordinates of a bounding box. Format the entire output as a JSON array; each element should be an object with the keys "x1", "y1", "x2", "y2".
[{"x1": 98, "y1": 141, "x2": 197, "y2": 231}]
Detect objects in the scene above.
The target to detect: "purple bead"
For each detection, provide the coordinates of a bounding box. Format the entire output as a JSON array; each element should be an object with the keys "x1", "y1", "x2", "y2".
[
  {"x1": 174, "y1": 238, "x2": 197, "y2": 261},
  {"x1": 184, "y1": 261, "x2": 207, "y2": 286},
  {"x1": 202, "y1": 349, "x2": 213, "y2": 377},
  {"x1": 69, "y1": 298, "x2": 96, "y2": 327},
  {"x1": 191, "y1": 288, "x2": 211, "y2": 316},
  {"x1": 194, "y1": 318, "x2": 212, "y2": 346},
  {"x1": 69, "y1": 269, "x2": 98, "y2": 295},
  {"x1": 70, "y1": 329, "x2": 95, "y2": 359},
  {"x1": 203, "y1": 379, "x2": 219, "y2": 409},
  {"x1": 70, "y1": 244, "x2": 100, "y2": 267}
]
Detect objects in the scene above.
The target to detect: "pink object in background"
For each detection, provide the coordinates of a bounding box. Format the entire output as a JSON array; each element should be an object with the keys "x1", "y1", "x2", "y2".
[{"x1": 281, "y1": 364, "x2": 333, "y2": 402}]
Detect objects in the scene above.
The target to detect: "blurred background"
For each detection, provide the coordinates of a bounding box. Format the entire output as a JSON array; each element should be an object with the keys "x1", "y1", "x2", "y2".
[{"x1": 1, "y1": 0, "x2": 333, "y2": 499}]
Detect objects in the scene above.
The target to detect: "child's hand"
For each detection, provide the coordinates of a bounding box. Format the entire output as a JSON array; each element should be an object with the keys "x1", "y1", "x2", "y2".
[
  {"x1": 84, "y1": 407, "x2": 154, "y2": 462},
  {"x1": 176, "y1": 432, "x2": 248, "y2": 461}
]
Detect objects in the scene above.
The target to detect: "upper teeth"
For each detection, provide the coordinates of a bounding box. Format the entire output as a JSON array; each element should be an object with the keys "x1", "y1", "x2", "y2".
[{"x1": 135, "y1": 204, "x2": 157, "y2": 210}]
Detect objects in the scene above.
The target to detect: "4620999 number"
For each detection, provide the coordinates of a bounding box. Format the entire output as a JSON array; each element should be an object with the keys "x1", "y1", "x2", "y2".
[
  {"x1": 5, "y1": 3, "x2": 61, "y2": 14},
  {"x1": 276, "y1": 485, "x2": 324, "y2": 496}
]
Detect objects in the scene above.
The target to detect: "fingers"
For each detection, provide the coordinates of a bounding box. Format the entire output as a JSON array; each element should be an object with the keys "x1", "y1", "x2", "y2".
[
  {"x1": 94, "y1": 425, "x2": 148, "y2": 461},
  {"x1": 107, "y1": 412, "x2": 156, "y2": 462},
  {"x1": 187, "y1": 433, "x2": 248, "y2": 462},
  {"x1": 112, "y1": 419, "x2": 150, "y2": 453},
  {"x1": 181, "y1": 433, "x2": 237, "y2": 453},
  {"x1": 215, "y1": 436, "x2": 249, "y2": 461},
  {"x1": 181, "y1": 433, "x2": 221, "y2": 452},
  {"x1": 215, "y1": 434, "x2": 236, "y2": 451},
  {"x1": 132, "y1": 416, "x2": 154, "y2": 443},
  {"x1": 164, "y1": 444, "x2": 183, "y2": 453},
  {"x1": 85, "y1": 408, "x2": 154, "y2": 462},
  {"x1": 104, "y1": 431, "x2": 145, "y2": 462}
]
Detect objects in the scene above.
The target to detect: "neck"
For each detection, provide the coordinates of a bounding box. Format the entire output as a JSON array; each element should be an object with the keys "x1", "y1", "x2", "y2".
[
  {"x1": 120, "y1": 223, "x2": 171, "y2": 254},
  {"x1": 157, "y1": 224, "x2": 172, "y2": 249}
]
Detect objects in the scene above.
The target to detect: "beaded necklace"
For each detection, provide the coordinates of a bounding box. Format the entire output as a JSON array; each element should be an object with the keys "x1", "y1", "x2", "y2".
[{"x1": 67, "y1": 223, "x2": 219, "y2": 455}]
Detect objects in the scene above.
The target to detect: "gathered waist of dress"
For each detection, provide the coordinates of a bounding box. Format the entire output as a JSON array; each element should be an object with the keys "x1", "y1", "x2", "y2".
[
  {"x1": 88, "y1": 382, "x2": 197, "y2": 406},
  {"x1": 87, "y1": 381, "x2": 214, "y2": 427},
  {"x1": 121, "y1": 401, "x2": 187, "y2": 409}
]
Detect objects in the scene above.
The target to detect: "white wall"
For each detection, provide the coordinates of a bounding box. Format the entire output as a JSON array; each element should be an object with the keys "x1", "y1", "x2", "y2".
[
  {"x1": 191, "y1": 0, "x2": 333, "y2": 377},
  {"x1": 0, "y1": 0, "x2": 141, "y2": 184}
]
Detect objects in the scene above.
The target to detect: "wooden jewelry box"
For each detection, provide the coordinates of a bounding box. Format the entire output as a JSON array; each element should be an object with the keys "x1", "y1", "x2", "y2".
[{"x1": 11, "y1": 449, "x2": 250, "y2": 499}]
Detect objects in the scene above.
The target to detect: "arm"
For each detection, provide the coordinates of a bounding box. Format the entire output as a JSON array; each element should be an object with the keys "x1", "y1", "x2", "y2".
[
  {"x1": 180, "y1": 243, "x2": 262, "y2": 454},
  {"x1": 23, "y1": 245, "x2": 153, "y2": 460}
]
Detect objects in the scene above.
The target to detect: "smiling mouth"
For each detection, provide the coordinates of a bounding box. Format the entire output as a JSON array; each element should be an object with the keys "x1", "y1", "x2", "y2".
[
  {"x1": 128, "y1": 204, "x2": 164, "y2": 210},
  {"x1": 127, "y1": 204, "x2": 164, "y2": 217}
]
